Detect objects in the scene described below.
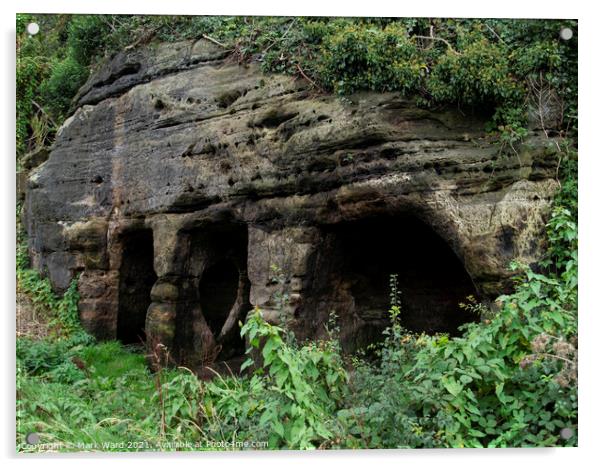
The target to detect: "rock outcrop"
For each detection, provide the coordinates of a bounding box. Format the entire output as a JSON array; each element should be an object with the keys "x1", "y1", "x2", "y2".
[{"x1": 24, "y1": 39, "x2": 560, "y2": 367}]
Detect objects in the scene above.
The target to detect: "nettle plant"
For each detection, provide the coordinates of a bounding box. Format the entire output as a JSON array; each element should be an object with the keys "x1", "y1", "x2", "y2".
[
  {"x1": 335, "y1": 173, "x2": 577, "y2": 448},
  {"x1": 336, "y1": 271, "x2": 577, "y2": 447},
  {"x1": 203, "y1": 307, "x2": 348, "y2": 449}
]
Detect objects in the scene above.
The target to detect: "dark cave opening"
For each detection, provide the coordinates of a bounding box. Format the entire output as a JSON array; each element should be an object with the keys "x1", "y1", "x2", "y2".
[
  {"x1": 185, "y1": 223, "x2": 250, "y2": 364},
  {"x1": 328, "y1": 215, "x2": 478, "y2": 348},
  {"x1": 198, "y1": 259, "x2": 240, "y2": 337},
  {"x1": 116, "y1": 229, "x2": 157, "y2": 345}
]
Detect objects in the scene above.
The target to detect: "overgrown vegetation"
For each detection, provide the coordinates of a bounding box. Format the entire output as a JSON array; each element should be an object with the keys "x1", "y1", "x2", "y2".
[
  {"x1": 16, "y1": 15, "x2": 577, "y2": 451},
  {"x1": 199, "y1": 155, "x2": 577, "y2": 449},
  {"x1": 17, "y1": 15, "x2": 576, "y2": 161},
  {"x1": 16, "y1": 156, "x2": 578, "y2": 449},
  {"x1": 17, "y1": 217, "x2": 84, "y2": 339}
]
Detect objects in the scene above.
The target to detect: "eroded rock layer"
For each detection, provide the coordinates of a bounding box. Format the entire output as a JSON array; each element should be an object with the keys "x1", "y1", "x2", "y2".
[{"x1": 24, "y1": 39, "x2": 559, "y2": 366}]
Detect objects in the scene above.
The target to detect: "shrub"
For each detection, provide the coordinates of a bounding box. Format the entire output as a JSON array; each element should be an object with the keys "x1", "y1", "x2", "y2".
[
  {"x1": 427, "y1": 37, "x2": 522, "y2": 109},
  {"x1": 16, "y1": 55, "x2": 48, "y2": 155},
  {"x1": 67, "y1": 15, "x2": 112, "y2": 66},
  {"x1": 40, "y1": 56, "x2": 89, "y2": 117},
  {"x1": 16, "y1": 331, "x2": 94, "y2": 377},
  {"x1": 319, "y1": 23, "x2": 422, "y2": 96},
  {"x1": 203, "y1": 307, "x2": 349, "y2": 449},
  {"x1": 17, "y1": 338, "x2": 72, "y2": 375}
]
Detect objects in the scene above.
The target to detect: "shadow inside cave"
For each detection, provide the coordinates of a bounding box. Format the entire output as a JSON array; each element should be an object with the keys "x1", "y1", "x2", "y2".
[
  {"x1": 315, "y1": 215, "x2": 479, "y2": 352},
  {"x1": 116, "y1": 229, "x2": 157, "y2": 345}
]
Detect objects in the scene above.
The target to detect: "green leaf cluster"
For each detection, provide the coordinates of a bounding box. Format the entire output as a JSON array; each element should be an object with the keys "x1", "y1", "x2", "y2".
[{"x1": 203, "y1": 307, "x2": 349, "y2": 449}]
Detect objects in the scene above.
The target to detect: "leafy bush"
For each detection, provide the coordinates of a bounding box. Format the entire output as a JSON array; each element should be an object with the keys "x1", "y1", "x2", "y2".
[
  {"x1": 427, "y1": 37, "x2": 522, "y2": 118},
  {"x1": 16, "y1": 13, "x2": 68, "y2": 156},
  {"x1": 46, "y1": 360, "x2": 87, "y2": 384},
  {"x1": 17, "y1": 332, "x2": 95, "y2": 375},
  {"x1": 336, "y1": 310, "x2": 453, "y2": 448},
  {"x1": 17, "y1": 338, "x2": 73, "y2": 375},
  {"x1": 17, "y1": 206, "x2": 85, "y2": 338},
  {"x1": 40, "y1": 56, "x2": 88, "y2": 117},
  {"x1": 153, "y1": 369, "x2": 202, "y2": 433},
  {"x1": 17, "y1": 265, "x2": 85, "y2": 338},
  {"x1": 16, "y1": 55, "x2": 47, "y2": 155},
  {"x1": 319, "y1": 23, "x2": 422, "y2": 95},
  {"x1": 66, "y1": 15, "x2": 112, "y2": 66},
  {"x1": 53, "y1": 279, "x2": 84, "y2": 336},
  {"x1": 203, "y1": 307, "x2": 349, "y2": 449}
]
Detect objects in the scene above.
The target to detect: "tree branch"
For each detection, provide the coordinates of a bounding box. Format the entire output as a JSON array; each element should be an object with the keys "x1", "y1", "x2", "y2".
[
  {"x1": 202, "y1": 34, "x2": 229, "y2": 49},
  {"x1": 295, "y1": 63, "x2": 325, "y2": 94},
  {"x1": 31, "y1": 100, "x2": 57, "y2": 129},
  {"x1": 484, "y1": 23, "x2": 506, "y2": 44},
  {"x1": 411, "y1": 35, "x2": 461, "y2": 56}
]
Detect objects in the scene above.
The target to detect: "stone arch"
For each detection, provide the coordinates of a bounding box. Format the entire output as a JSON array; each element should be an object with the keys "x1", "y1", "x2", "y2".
[
  {"x1": 306, "y1": 213, "x2": 479, "y2": 352},
  {"x1": 170, "y1": 221, "x2": 251, "y2": 369}
]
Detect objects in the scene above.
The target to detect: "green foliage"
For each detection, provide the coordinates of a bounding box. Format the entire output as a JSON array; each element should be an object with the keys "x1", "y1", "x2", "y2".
[
  {"x1": 334, "y1": 265, "x2": 577, "y2": 447},
  {"x1": 430, "y1": 36, "x2": 515, "y2": 99},
  {"x1": 17, "y1": 267, "x2": 56, "y2": 314},
  {"x1": 16, "y1": 15, "x2": 577, "y2": 162},
  {"x1": 53, "y1": 279, "x2": 84, "y2": 336},
  {"x1": 427, "y1": 36, "x2": 523, "y2": 134},
  {"x1": 17, "y1": 264, "x2": 84, "y2": 338},
  {"x1": 17, "y1": 336, "x2": 81, "y2": 377},
  {"x1": 18, "y1": 336, "x2": 230, "y2": 451},
  {"x1": 203, "y1": 307, "x2": 349, "y2": 449},
  {"x1": 319, "y1": 23, "x2": 422, "y2": 96},
  {"x1": 16, "y1": 55, "x2": 46, "y2": 155},
  {"x1": 18, "y1": 339, "x2": 163, "y2": 451},
  {"x1": 66, "y1": 15, "x2": 111, "y2": 66},
  {"x1": 544, "y1": 154, "x2": 578, "y2": 278},
  {"x1": 17, "y1": 203, "x2": 84, "y2": 338},
  {"x1": 40, "y1": 56, "x2": 88, "y2": 117},
  {"x1": 154, "y1": 369, "x2": 202, "y2": 432},
  {"x1": 80, "y1": 341, "x2": 146, "y2": 379},
  {"x1": 16, "y1": 14, "x2": 71, "y2": 156},
  {"x1": 16, "y1": 14, "x2": 106, "y2": 158},
  {"x1": 17, "y1": 246, "x2": 93, "y2": 381}
]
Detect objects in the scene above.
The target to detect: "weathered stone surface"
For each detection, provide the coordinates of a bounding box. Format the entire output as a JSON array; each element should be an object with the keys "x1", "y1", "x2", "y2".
[
  {"x1": 21, "y1": 147, "x2": 49, "y2": 171},
  {"x1": 23, "y1": 39, "x2": 560, "y2": 367},
  {"x1": 17, "y1": 171, "x2": 28, "y2": 201}
]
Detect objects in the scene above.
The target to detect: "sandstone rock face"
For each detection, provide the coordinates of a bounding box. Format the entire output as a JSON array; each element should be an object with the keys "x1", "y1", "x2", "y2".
[{"x1": 24, "y1": 40, "x2": 559, "y2": 367}]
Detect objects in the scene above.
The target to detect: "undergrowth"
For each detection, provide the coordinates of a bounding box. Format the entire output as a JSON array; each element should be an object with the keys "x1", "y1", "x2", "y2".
[{"x1": 16, "y1": 158, "x2": 577, "y2": 449}]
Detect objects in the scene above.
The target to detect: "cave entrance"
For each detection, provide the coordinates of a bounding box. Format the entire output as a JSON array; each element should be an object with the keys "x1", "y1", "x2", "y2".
[
  {"x1": 116, "y1": 229, "x2": 157, "y2": 345},
  {"x1": 198, "y1": 259, "x2": 240, "y2": 338},
  {"x1": 185, "y1": 223, "x2": 250, "y2": 366},
  {"x1": 328, "y1": 215, "x2": 478, "y2": 349}
]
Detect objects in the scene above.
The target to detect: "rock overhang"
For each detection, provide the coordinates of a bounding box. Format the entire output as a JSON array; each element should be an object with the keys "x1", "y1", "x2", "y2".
[{"x1": 23, "y1": 38, "x2": 560, "y2": 367}]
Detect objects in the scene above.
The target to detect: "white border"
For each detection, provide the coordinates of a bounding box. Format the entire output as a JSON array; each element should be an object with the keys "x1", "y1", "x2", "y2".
[{"x1": 2, "y1": 1, "x2": 600, "y2": 466}]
